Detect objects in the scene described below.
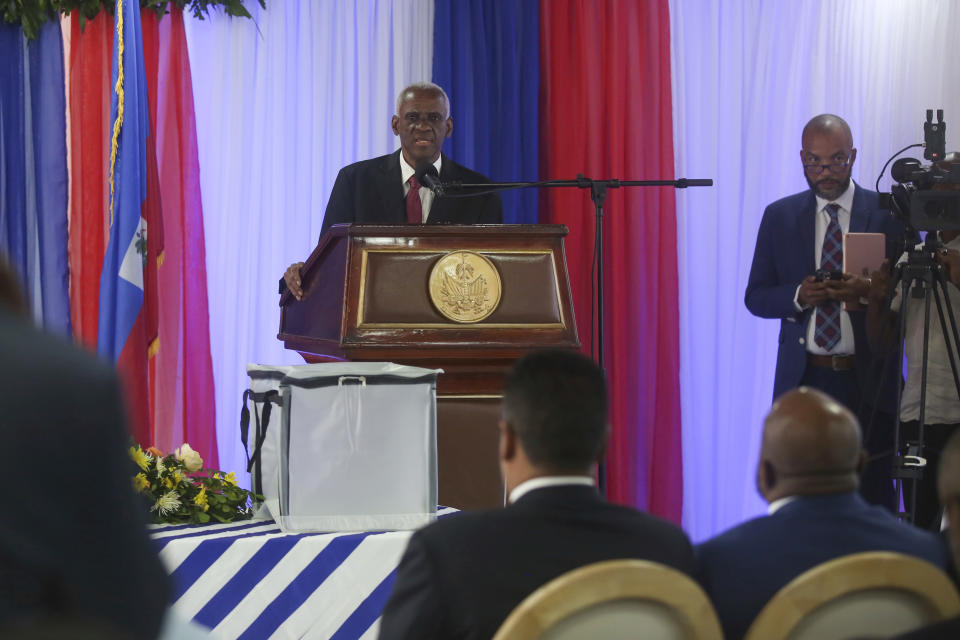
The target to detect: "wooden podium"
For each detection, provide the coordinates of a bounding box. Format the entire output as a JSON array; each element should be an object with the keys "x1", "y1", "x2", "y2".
[{"x1": 278, "y1": 224, "x2": 579, "y2": 509}]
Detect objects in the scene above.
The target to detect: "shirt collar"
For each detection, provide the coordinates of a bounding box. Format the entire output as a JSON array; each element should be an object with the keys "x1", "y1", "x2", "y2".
[
  {"x1": 767, "y1": 495, "x2": 798, "y2": 515},
  {"x1": 815, "y1": 179, "x2": 855, "y2": 216},
  {"x1": 399, "y1": 153, "x2": 443, "y2": 185},
  {"x1": 508, "y1": 475, "x2": 595, "y2": 504}
]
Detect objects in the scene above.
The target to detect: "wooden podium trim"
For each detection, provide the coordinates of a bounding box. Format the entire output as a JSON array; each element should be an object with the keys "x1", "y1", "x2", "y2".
[{"x1": 356, "y1": 247, "x2": 568, "y2": 330}]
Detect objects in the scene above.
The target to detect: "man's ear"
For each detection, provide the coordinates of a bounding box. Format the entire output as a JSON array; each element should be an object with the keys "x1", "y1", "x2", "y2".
[
  {"x1": 444, "y1": 117, "x2": 453, "y2": 139},
  {"x1": 757, "y1": 459, "x2": 776, "y2": 499},
  {"x1": 391, "y1": 115, "x2": 400, "y2": 136},
  {"x1": 854, "y1": 450, "x2": 867, "y2": 475},
  {"x1": 499, "y1": 419, "x2": 516, "y2": 462}
]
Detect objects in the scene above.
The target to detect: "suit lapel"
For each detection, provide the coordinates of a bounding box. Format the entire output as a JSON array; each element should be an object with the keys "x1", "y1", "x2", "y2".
[
  {"x1": 798, "y1": 191, "x2": 818, "y2": 272},
  {"x1": 848, "y1": 183, "x2": 868, "y2": 233},
  {"x1": 429, "y1": 154, "x2": 456, "y2": 222},
  {"x1": 375, "y1": 151, "x2": 405, "y2": 224}
]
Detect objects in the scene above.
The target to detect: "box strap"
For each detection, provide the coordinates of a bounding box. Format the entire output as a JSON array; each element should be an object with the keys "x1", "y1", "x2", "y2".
[{"x1": 240, "y1": 389, "x2": 281, "y2": 496}]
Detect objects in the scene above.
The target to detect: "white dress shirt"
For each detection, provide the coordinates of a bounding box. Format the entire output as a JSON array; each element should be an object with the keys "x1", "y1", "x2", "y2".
[
  {"x1": 891, "y1": 233, "x2": 960, "y2": 423},
  {"x1": 400, "y1": 154, "x2": 442, "y2": 223},
  {"x1": 508, "y1": 475, "x2": 595, "y2": 504},
  {"x1": 767, "y1": 495, "x2": 798, "y2": 515},
  {"x1": 793, "y1": 180, "x2": 857, "y2": 355}
]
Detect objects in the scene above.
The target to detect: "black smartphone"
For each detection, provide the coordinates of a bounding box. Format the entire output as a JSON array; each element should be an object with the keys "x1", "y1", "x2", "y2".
[{"x1": 814, "y1": 269, "x2": 843, "y2": 282}]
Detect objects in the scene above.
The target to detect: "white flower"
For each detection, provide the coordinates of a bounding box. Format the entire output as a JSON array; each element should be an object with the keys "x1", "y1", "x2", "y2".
[
  {"x1": 151, "y1": 491, "x2": 182, "y2": 516},
  {"x1": 154, "y1": 455, "x2": 165, "y2": 475},
  {"x1": 175, "y1": 443, "x2": 203, "y2": 473}
]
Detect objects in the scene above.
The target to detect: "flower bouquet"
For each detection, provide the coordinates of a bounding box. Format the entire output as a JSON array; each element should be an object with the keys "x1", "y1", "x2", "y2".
[{"x1": 130, "y1": 443, "x2": 261, "y2": 525}]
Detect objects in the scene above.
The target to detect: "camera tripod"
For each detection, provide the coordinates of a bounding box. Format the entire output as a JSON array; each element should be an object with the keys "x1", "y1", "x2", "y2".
[{"x1": 885, "y1": 233, "x2": 960, "y2": 527}]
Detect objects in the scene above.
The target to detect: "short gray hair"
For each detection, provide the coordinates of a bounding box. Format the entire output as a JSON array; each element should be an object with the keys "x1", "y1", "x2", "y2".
[{"x1": 395, "y1": 82, "x2": 451, "y2": 116}]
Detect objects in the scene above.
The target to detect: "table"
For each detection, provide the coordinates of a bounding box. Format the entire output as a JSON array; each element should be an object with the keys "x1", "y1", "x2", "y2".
[{"x1": 150, "y1": 508, "x2": 456, "y2": 639}]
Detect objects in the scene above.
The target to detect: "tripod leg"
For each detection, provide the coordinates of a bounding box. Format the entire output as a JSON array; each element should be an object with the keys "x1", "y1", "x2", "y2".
[
  {"x1": 933, "y1": 272, "x2": 960, "y2": 401},
  {"x1": 891, "y1": 271, "x2": 913, "y2": 521}
]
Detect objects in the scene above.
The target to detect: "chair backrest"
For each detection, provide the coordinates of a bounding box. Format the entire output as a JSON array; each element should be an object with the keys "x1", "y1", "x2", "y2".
[
  {"x1": 744, "y1": 551, "x2": 960, "y2": 640},
  {"x1": 491, "y1": 559, "x2": 723, "y2": 640}
]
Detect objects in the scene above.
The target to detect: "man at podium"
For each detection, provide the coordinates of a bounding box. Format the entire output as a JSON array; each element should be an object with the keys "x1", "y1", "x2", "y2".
[{"x1": 283, "y1": 82, "x2": 502, "y2": 299}]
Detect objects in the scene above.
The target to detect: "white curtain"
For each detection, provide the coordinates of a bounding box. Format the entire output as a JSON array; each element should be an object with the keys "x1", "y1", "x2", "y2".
[
  {"x1": 671, "y1": 0, "x2": 960, "y2": 541},
  {"x1": 184, "y1": 0, "x2": 434, "y2": 482}
]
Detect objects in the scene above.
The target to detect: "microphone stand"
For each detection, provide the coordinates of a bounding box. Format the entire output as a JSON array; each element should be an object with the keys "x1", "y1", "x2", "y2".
[{"x1": 438, "y1": 175, "x2": 713, "y2": 496}]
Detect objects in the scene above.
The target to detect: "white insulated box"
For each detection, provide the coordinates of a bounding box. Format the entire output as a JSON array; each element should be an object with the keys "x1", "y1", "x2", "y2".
[{"x1": 243, "y1": 362, "x2": 440, "y2": 532}]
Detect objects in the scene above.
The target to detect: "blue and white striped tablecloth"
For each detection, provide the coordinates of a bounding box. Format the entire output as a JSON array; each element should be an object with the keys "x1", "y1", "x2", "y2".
[{"x1": 150, "y1": 508, "x2": 457, "y2": 640}]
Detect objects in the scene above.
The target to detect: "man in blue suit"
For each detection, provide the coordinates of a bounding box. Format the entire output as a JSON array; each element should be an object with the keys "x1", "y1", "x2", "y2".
[
  {"x1": 697, "y1": 387, "x2": 947, "y2": 640},
  {"x1": 745, "y1": 114, "x2": 909, "y2": 508}
]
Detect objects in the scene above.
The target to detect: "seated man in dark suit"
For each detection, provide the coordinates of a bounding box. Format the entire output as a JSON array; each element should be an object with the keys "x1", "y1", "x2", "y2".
[
  {"x1": 283, "y1": 82, "x2": 503, "y2": 299},
  {"x1": 0, "y1": 257, "x2": 170, "y2": 639},
  {"x1": 897, "y1": 430, "x2": 960, "y2": 638},
  {"x1": 697, "y1": 387, "x2": 947, "y2": 640},
  {"x1": 378, "y1": 349, "x2": 696, "y2": 640}
]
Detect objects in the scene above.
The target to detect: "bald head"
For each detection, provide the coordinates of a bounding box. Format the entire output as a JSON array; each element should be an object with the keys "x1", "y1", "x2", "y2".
[
  {"x1": 802, "y1": 114, "x2": 853, "y2": 149},
  {"x1": 757, "y1": 387, "x2": 864, "y2": 502}
]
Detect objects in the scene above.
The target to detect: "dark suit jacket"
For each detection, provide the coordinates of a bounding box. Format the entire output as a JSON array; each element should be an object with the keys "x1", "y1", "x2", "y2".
[
  {"x1": 378, "y1": 484, "x2": 696, "y2": 640},
  {"x1": 0, "y1": 309, "x2": 170, "y2": 638},
  {"x1": 319, "y1": 150, "x2": 503, "y2": 237},
  {"x1": 696, "y1": 492, "x2": 949, "y2": 640},
  {"x1": 744, "y1": 183, "x2": 908, "y2": 411}
]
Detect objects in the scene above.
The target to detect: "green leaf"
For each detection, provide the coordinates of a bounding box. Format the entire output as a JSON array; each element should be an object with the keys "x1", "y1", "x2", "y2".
[{"x1": 10, "y1": 0, "x2": 262, "y2": 39}]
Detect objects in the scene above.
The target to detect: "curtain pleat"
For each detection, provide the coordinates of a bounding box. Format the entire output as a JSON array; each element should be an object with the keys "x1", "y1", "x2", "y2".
[
  {"x1": 67, "y1": 12, "x2": 113, "y2": 349},
  {"x1": 0, "y1": 20, "x2": 70, "y2": 334}
]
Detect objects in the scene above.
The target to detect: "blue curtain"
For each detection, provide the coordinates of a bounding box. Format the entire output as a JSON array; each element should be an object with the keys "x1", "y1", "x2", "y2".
[
  {"x1": 433, "y1": 0, "x2": 539, "y2": 224},
  {"x1": 0, "y1": 21, "x2": 70, "y2": 334}
]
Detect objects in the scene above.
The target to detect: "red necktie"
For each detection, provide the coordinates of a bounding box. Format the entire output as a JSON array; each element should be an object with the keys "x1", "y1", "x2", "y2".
[{"x1": 406, "y1": 175, "x2": 422, "y2": 224}]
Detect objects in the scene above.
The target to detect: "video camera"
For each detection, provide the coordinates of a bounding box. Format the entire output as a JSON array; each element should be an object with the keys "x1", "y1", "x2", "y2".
[{"x1": 886, "y1": 109, "x2": 960, "y2": 231}]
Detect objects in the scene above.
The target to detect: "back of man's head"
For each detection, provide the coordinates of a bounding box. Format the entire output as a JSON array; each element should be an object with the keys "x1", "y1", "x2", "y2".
[
  {"x1": 757, "y1": 387, "x2": 864, "y2": 503},
  {"x1": 502, "y1": 349, "x2": 607, "y2": 474}
]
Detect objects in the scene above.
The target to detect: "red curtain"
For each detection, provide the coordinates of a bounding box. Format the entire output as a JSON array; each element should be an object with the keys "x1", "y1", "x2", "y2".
[
  {"x1": 67, "y1": 12, "x2": 112, "y2": 350},
  {"x1": 151, "y1": 8, "x2": 218, "y2": 467},
  {"x1": 540, "y1": 0, "x2": 682, "y2": 522}
]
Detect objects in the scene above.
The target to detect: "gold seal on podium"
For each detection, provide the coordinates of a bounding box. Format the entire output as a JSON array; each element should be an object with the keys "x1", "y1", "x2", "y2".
[{"x1": 428, "y1": 251, "x2": 502, "y2": 323}]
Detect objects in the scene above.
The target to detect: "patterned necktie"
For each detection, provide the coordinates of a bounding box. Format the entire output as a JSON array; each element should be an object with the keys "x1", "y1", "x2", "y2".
[
  {"x1": 406, "y1": 175, "x2": 422, "y2": 224},
  {"x1": 814, "y1": 203, "x2": 842, "y2": 350}
]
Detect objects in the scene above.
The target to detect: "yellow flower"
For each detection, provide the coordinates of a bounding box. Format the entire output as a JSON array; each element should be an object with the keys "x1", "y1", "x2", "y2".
[
  {"x1": 132, "y1": 473, "x2": 149, "y2": 493},
  {"x1": 172, "y1": 470, "x2": 184, "y2": 486},
  {"x1": 194, "y1": 485, "x2": 208, "y2": 511},
  {"x1": 129, "y1": 446, "x2": 149, "y2": 472},
  {"x1": 164, "y1": 477, "x2": 174, "y2": 489},
  {"x1": 224, "y1": 472, "x2": 238, "y2": 486},
  {"x1": 213, "y1": 472, "x2": 221, "y2": 481}
]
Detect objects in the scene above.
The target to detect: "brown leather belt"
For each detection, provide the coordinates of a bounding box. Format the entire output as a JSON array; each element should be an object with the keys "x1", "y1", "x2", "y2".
[{"x1": 807, "y1": 353, "x2": 855, "y2": 371}]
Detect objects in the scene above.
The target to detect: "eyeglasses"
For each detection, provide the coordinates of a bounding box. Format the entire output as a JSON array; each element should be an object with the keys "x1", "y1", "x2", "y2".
[{"x1": 802, "y1": 160, "x2": 851, "y2": 175}]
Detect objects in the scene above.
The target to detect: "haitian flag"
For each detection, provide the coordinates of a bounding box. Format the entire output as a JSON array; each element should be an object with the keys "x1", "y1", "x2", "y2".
[{"x1": 98, "y1": 0, "x2": 161, "y2": 445}]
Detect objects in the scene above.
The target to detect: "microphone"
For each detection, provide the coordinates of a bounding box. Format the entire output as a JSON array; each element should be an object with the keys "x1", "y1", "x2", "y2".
[{"x1": 415, "y1": 161, "x2": 445, "y2": 196}]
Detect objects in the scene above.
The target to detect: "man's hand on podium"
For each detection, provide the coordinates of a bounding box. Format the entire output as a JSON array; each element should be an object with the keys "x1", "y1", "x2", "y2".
[{"x1": 284, "y1": 262, "x2": 306, "y2": 300}]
